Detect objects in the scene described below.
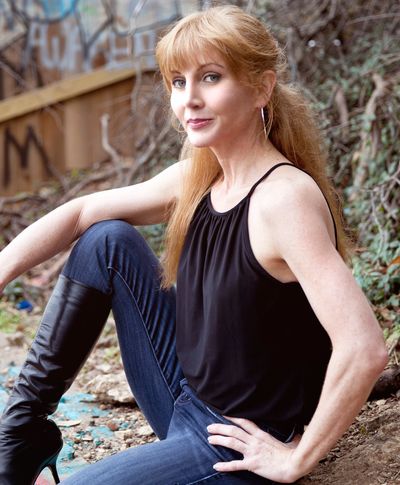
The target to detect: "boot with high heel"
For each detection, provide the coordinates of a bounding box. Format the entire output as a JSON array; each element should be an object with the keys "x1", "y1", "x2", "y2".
[{"x1": 0, "y1": 274, "x2": 111, "y2": 485}]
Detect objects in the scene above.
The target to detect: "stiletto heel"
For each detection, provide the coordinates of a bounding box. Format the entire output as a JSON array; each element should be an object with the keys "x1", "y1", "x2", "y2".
[
  {"x1": 48, "y1": 456, "x2": 61, "y2": 484},
  {"x1": 35, "y1": 449, "x2": 61, "y2": 484}
]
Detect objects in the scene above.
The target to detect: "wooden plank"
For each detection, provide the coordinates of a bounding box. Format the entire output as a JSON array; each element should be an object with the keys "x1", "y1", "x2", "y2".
[
  {"x1": 0, "y1": 124, "x2": 4, "y2": 193},
  {"x1": 0, "y1": 70, "x2": 155, "y2": 195},
  {"x1": 64, "y1": 95, "x2": 92, "y2": 170},
  {"x1": 1, "y1": 110, "x2": 66, "y2": 196},
  {"x1": 0, "y1": 66, "x2": 154, "y2": 124},
  {"x1": 25, "y1": 112, "x2": 47, "y2": 192},
  {"x1": 2, "y1": 116, "x2": 32, "y2": 195},
  {"x1": 107, "y1": 80, "x2": 136, "y2": 158},
  {"x1": 64, "y1": 77, "x2": 135, "y2": 169},
  {"x1": 40, "y1": 104, "x2": 66, "y2": 176}
]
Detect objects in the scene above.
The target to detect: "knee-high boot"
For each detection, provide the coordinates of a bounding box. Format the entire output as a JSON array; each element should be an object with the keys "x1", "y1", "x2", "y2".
[{"x1": 0, "y1": 274, "x2": 112, "y2": 485}]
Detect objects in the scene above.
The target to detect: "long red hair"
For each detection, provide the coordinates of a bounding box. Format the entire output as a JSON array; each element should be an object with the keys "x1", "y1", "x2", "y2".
[{"x1": 155, "y1": 5, "x2": 351, "y2": 288}]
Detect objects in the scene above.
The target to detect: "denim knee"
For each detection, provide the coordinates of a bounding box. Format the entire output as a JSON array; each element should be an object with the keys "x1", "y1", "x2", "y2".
[
  {"x1": 62, "y1": 220, "x2": 149, "y2": 293},
  {"x1": 78, "y1": 220, "x2": 143, "y2": 248}
]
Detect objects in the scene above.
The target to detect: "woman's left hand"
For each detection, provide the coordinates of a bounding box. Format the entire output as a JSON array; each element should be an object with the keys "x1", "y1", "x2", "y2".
[{"x1": 207, "y1": 416, "x2": 301, "y2": 483}]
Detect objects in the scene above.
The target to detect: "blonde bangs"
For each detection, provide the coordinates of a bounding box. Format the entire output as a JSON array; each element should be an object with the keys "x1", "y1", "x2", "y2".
[{"x1": 156, "y1": 12, "x2": 239, "y2": 91}]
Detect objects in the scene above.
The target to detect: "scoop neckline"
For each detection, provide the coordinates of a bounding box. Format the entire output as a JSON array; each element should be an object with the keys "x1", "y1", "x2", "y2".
[
  {"x1": 206, "y1": 190, "x2": 250, "y2": 216},
  {"x1": 206, "y1": 162, "x2": 297, "y2": 216}
]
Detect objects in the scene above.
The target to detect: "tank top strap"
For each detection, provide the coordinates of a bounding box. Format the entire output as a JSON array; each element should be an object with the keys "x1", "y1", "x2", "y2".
[
  {"x1": 247, "y1": 162, "x2": 338, "y2": 250},
  {"x1": 247, "y1": 162, "x2": 296, "y2": 197}
]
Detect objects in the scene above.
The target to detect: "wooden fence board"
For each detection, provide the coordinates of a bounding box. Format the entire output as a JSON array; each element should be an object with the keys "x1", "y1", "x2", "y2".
[
  {"x1": 0, "y1": 67, "x2": 145, "y2": 124},
  {"x1": 0, "y1": 67, "x2": 153, "y2": 196}
]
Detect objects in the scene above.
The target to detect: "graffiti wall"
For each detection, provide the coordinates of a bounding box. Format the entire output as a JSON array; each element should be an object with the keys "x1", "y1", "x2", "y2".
[
  {"x1": 0, "y1": 0, "x2": 199, "y2": 99},
  {"x1": 0, "y1": 0, "x2": 204, "y2": 196}
]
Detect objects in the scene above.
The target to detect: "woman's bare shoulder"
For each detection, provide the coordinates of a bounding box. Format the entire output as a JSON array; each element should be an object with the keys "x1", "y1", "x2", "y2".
[
  {"x1": 255, "y1": 164, "x2": 325, "y2": 214},
  {"x1": 253, "y1": 164, "x2": 336, "y2": 249}
]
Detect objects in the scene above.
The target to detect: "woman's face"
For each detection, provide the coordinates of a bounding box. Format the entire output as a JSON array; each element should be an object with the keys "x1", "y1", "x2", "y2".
[{"x1": 169, "y1": 51, "x2": 261, "y2": 151}]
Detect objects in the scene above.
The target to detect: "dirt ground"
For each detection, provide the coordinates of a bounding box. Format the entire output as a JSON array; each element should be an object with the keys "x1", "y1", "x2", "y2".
[
  {"x1": 298, "y1": 397, "x2": 400, "y2": 484},
  {"x1": 1, "y1": 318, "x2": 399, "y2": 484}
]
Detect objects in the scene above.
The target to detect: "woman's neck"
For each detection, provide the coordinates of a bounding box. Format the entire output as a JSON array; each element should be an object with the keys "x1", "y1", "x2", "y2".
[{"x1": 210, "y1": 138, "x2": 287, "y2": 192}]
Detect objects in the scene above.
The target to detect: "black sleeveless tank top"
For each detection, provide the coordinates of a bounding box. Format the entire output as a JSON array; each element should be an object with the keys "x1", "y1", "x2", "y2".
[{"x1": 176, "y1": 162, "x2": 336, "y2": 429}]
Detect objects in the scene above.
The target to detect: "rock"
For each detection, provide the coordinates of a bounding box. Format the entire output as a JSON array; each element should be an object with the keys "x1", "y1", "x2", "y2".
[
  {"x1": 136, "y1": 424, "x2": 154, "y2": 437},
  {"x1": 106, "y1": 419, "x2": 120, "y2": 431},
  {"x1": 114, "y1": 429, "x2": 133, "y2": 441},
  {"x1": 95, "y1": 363, "x2": 112, "y2": 373},
  {"x1": 86, "y1": 372, "x2": 135, "y2": 404},
  {"x1": 58, "y1": 419, "x2": 82, "y2": 427}
]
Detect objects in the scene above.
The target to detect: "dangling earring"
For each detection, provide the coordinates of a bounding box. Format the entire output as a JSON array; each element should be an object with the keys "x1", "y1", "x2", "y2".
[{"x1": 260, "y1": 107, "x2": 268, "y2": 140}]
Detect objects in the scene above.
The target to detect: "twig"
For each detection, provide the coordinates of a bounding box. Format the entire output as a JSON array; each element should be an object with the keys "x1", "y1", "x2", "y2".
[
  {"x1": 350, "y1": 73, "x2": 390, "y2": 200},
  {"x1": 0, "y1": 209, "x2": 30, "y2": 226},
  {"x1": 245, "y1": 0, "x2": 256, "y2": 13},
  {"x1": 0, "y1": 194, "x2": 45, "y2": 209},
  {"x1": 369, "y1": 190, "x2": 388, "y2": 261},
  {"x1": 100, "y1": 113, "x2": 128, "y2": 187},
  {"x1": 125, "y1": 123, "x2": 173, "y2": 184},
  {"x1": 334, "y1": 85, "x2": 350, "y2": 141},
  {"x1": 290, "y1": 0, "x2": 339, "y2": 39},
  {"x1": 347, "y1": 13, "x2": 400, "y2": 25},
  {"x1": 57, "y1": 166, "x2": 126, "y2": 204}
]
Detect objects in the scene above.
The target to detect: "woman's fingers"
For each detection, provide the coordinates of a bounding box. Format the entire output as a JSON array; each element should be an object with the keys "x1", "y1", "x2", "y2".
[
  {"x1": 208, "y1": 434, "x2": 246, "y2": 454},
  {"x1": 207, "y1": 423, "x2": 249, "y2": 443},
  {"x1": 223, "y1": 416, "x2": 278, "y2": 441},
  {"x1": 223, "y1": 416, "x2": 265, "y2": 437},
  {"x1": 212, "y1": 460, "x2": 247, "y2": 472}
]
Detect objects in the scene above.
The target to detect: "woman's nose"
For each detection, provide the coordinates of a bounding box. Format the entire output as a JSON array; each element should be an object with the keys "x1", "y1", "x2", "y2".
[{"x1": 183, "y1": 82, "x2": 203, "y2": 108}]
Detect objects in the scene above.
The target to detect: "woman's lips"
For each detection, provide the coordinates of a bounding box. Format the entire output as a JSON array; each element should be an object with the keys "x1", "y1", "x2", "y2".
[{"x1": 186, "y1": 119, "x2": 213, "y2": 129}]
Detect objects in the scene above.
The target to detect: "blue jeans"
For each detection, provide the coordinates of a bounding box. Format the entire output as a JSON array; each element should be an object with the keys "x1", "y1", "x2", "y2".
[{"x1": 60, "y1": 220, "x2": 295, "y2": 484}]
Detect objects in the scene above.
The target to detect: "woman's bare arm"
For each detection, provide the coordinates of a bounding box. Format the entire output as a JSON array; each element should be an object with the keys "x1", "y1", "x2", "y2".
[
  {"x1": 265, "y1": 178, "x2": 388, "y2": 479},
  {"x1": 207, "y1": 174, "x2": 388, "y2": 483},
  {"x1": 0, "y1": 161, "x2": 183, "y2": 292}
]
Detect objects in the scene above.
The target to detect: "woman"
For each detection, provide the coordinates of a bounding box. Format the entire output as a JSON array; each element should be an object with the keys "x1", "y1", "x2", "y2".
[{"x1": 0, "y1": 6, "x2": 388, "y2": 484}]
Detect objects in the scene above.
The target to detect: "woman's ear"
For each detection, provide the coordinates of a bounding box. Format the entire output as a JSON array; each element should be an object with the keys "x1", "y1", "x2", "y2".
[{"x1": 256, "y1": 70, "x2": 276, "y2": 107}]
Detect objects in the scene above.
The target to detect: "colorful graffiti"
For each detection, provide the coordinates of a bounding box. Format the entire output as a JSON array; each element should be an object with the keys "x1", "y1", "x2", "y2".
[
  {"x1": 2, "y1": 125, "x2": 52, "y2": 189},
  {"x1": 0, "y1": 0, "x2": 199, "y2": 99}
]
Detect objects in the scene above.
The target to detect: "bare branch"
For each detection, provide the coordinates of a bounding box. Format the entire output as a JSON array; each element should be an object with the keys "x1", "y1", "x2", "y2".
[
  {"x1": 334, "y1": 85, "x2": 350, "y2": 141},
  {"x1": 350, "y1": 73, "x2": 390, "y2": 199}
]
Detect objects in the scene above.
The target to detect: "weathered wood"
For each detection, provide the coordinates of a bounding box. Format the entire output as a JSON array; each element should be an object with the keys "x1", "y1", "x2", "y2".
[
  {"x1": 0, "y1": 67, "x2": 155, "y2": 195},
  {"x1": 64, "y1": 77, "x2": 135, "y2": 170},
  {"x1": 0, "y1": 67, "x2": 143, "y2": 124}
]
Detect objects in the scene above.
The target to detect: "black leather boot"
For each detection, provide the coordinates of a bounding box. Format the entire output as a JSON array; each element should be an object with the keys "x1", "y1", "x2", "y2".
[{"x1": 0, "y1": 275, "x2": 112, "y2": 484}]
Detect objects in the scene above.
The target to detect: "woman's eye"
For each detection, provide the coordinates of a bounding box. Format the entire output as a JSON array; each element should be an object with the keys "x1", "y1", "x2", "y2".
[
  {"x1": 172, "y1": 78, "x2": 185, "y2": 89},
  {"x1": 204, "y1": 73, "x2": 220, "y2": 83}
]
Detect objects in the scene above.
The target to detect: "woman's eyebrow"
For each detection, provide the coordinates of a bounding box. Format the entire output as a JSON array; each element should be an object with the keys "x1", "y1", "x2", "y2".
[
  {"x1": 170, "y1": 63, "x2": 225, "y2": 74},
  {"x1": 198, "y1": 62, "x2": 225, "y2": 69},
  {"x1": 198, "y1": 63, "x2": 225, "y2": 69}
]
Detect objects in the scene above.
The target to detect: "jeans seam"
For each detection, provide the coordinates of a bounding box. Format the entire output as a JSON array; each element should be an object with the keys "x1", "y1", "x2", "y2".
[
  {"x1": 205, "y1": 406, "x2": 232, "y2": 425},
  {"x1": 185, "y1": 471, "x2": 222, "y2": 484},
  {"x1": 108, "y1": 266, "x2": 176, "y2": 404}
]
